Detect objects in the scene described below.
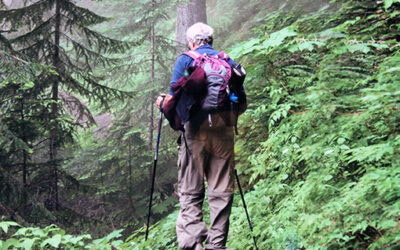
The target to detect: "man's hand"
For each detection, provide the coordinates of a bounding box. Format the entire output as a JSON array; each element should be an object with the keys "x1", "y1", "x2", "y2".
[{"x1": 156, "y1": 94, "x2": 173, "y2": 110}]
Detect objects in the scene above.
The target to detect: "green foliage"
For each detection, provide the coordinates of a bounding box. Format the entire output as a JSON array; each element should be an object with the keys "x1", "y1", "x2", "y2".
[
  {"x1": 0, "y1": 221, "x2": 129, "y2": 249},
  {"x1": 117, "y1": 0, "x2": 400, "y2": 249},
  {"x1": 225, "y1": 0, "x2": 400, "y2": 248},
  {"x1": 2, "y1": 0, "x2": 400, "y2": 249},
  {"x1": 0, "y1": 0, "x2": 132, "y2": 234},
  {"x1": 60, "y1": 0, "x2": 179, "y2": 237},
  {"x1": 123, "y1": 210, "x2": 179, "y2": 249},
  {"x1": 383, "y1": 0, "x2": 400, "y2": 9}
]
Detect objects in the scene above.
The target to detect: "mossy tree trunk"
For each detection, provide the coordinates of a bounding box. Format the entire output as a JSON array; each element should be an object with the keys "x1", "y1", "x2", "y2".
[{"x1": 175, "y1": 0, "x2": 207, "y2": 53}]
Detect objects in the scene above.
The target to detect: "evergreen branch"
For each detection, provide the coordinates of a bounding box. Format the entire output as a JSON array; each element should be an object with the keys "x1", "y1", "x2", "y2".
[
  {"x1": 16, "y1": 36, "x2": 113, "y2": 76},
  {"x1": 57, "y1": 13, "x2": 131, "y2": 54},
  {"x1": 59, "y1": 48, "x2": 92, "y2": 74},
  {"x1": 19, "y1": 36, "x2": 92, "y2": 74},
  {"x1": 0, "y1": 50, "x2": 28, "y2": 64},
  {"x1": 59, "y1": 0, "x2": 109, "y2": 27},
  {"x1": 17, "y1": 38, "x2": 48, "y2": 61},
  {"x1": 60, "y1": 71, "x2": 132, "y2": 109},
  {"x1": 60, "y1": 90, "x2": 96, "y2": 127},
  {"x1": 60, "y1": 72, "x2": 97, "y2": 104},
  {"x1": 105, "y1": 61, "x2": 150, "y2": 76},
  {"x1": 9, "y1": 15, "x2": 55, "y2": 47},
  {"x1": 79, "y1": 73, "x2": 125, "y2": 101},
  {"x1": 0, "y1": 33, "x2": 13, "y2": 51},
  {"x1": 131, "y1": 1, "x2": 170, "y2": 28},
  {"x1": 0, "y1": 0, "x2": 55, "y2": 29},
  {"x1": 60, "y1": 32, "x2": 122, "y2": 68},
  {"x1": 10, "y1": 55, "x2": 28, "y2": 64},
  {"x1": 155, "y1": 57, "x2": 171, "y2": 73}
]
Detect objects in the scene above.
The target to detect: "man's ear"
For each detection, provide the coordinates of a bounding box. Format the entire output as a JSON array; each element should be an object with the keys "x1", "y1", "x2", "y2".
[{"x1": 189, "y1": 40, "x2": 195, "y2": 50}]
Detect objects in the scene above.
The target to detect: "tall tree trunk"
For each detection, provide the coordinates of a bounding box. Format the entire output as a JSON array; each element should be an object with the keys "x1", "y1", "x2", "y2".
[
  {"x1": 148, "y1": 0, "x2": 155, "y2": 151},
  {"x1": 128, "y1": 141, "x2": 135, "y2": 211},
  {"x1": 20, "y1": 101, "x2": 28, "y2": 207},
  {"x1": 49, "y1": 0, "x2": 61, "y2": 211},
  {"x1": 148, "y1": 0, "x2": 156, "y2": 182},
  {"x1": 175, "y1": 0, "x2": 207, "y2": 53}
]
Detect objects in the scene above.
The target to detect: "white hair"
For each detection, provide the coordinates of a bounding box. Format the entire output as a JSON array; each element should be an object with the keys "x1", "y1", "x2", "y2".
[{"x1": 186, "y1": 22, "x2": 214, "y2": 45}]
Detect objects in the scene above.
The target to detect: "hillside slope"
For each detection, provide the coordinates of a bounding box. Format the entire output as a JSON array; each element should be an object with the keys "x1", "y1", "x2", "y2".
[
  {"x1": 1, "y1": 0, "x2": 399, "y2": 249},
  {"x1": 127, "y1": 0, "x2": 400, "y2": 248}
]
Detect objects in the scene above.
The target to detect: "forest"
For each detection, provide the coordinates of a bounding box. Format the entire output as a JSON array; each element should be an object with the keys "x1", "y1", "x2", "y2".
[{"x1": 0, "y1": 0, "x2": 399, "y2": 249}]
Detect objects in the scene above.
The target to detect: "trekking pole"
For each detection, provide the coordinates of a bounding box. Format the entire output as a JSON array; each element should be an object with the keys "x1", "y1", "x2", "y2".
[
  {"x1": 145, "y1": 111, "x2": 163, "y2": 241},
  {"x1": 234, "y1": 169, "x2": 258, "y2": 250}
]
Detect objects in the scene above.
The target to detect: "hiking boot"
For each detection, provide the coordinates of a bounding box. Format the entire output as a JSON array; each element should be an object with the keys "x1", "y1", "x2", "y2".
[{"x1": 182, "y1": 242, "x2": 203, "y2": 250}]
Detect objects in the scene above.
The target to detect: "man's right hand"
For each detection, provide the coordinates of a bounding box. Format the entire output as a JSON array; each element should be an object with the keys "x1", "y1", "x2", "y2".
[{"x1": 156, "y1": 94, "x2": 173, "y2": 110}]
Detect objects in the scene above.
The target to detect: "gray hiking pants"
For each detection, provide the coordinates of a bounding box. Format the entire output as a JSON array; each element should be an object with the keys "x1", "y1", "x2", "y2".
[{"x1": 176, "y1": 113, "x2": 234, "y2": 250}]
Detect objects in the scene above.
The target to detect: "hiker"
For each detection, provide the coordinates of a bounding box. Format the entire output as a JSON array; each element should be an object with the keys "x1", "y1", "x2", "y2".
[{"x1": 156, "y1": 22, "x2": 246, "y2": 250}]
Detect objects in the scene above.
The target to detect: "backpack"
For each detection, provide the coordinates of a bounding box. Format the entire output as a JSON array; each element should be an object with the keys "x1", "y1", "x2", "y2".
[
  {"x1": 184, "y1": 50, "x2": 232, "y2": 111},
  {"x1": 163, "y1": 66, "x2": 208, "y2": 131},
  {"x1": 163, "y1": 51, "x2": 247, "y2": 132}
]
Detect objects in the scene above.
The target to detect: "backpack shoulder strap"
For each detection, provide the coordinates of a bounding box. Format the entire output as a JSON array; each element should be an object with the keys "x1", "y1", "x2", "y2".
[
  {"x1": 183, "y1": 50, "x2": 202, "y2": 60},
  {"x1": 218, "y1": 51, "x2": 230, "y2": 61}
]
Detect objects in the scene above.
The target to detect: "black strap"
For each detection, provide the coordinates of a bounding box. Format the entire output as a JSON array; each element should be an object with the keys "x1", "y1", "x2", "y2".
[{"x1": 181, "y1": 131, "x2": 192, "y2": 156}]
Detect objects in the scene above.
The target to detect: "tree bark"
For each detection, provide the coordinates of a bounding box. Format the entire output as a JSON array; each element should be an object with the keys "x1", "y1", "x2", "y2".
[
  {"x1": 128, "y1": 140, "x2": 135, "y2": 212},
  {"x1": 20, "y1": 101, "x2": 28, "y2": 208},
  {"x1": 175, "y1": 0, "x2": 207, "y2": 53},
  {"x1": 20, "y1": 102, "x2": 27, "y2": 187},
  {"x1": 49, "y1": 0, "x2": 61, "y2": 211},
  {"x1": 148, "y1": 0, "x2": 156, "y2": 151}
]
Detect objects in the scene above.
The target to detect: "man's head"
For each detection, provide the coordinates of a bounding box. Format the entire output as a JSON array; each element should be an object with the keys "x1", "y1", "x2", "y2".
[{"x1": 186, "y1": 22, "x2": 213, "y2": 50}]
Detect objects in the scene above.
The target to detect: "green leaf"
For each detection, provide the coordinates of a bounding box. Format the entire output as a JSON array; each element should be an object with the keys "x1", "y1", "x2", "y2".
[
  {"x1": 228, "y1": 37, "x2": 261, "y2": 58},
  {"x1": 20, "y1": 81, "x2": 35, "y2": 90},
  {"x1": 0, "y1": 221, "x2": 20, "y2": 234},
  {"x1": 299, "y1": 42, "x2": 315, "y2": 51},
  {"x1": 21, "y1": 238, "x2": 35, "y2": 250},
  {"x1": 3, "y1": 238, "x2": 21, "y2": 249},
  {"x1": 347, "y1": 44, "x2": 371, "y2": 54},
  {"x1": 383, "y1": 0, "x2": 400, "y2": 9},
  {"x1": 339, "y1": 145, "x2": 350, "y2": 150},
  {"x1": 1, "y1": 223, "x2": 9, "y2": 234},
  {"x1": 40, "y1": 234, "x2": 62, "y2": 248},
  {"x1": 298, "y1": 41, "x2": 325, "y2": 52},
  {"x1": 379, "y1": 219, "x2": 398, "y2": 230},
  {"x1": 30, "y1": 228, "x2": 46, "y2": 237},
  {"x1": 262, "y1": 27, "x2": 297, "y2": 49}
]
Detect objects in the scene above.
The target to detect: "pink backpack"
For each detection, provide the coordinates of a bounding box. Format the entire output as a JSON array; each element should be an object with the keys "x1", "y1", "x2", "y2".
[{"x1": 184, "y1": 50, "x2": 232, "y2": 111}]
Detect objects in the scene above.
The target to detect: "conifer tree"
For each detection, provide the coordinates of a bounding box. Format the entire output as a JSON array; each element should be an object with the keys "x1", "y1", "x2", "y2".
[
  {"x1": 0, "y1": 38, "x2": 54, "y2": 214},
  {"x1": 125, "y1": 0, "x2": 176, "y2": 150},
  {"x1": 0, "y1": 0, "x2": 130, "y2": 211},
  {"x1": 61, "y1": 0, "x2": 179, "y2": 231}
]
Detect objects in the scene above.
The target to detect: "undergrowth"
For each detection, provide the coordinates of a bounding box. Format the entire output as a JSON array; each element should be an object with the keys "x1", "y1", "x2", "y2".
[{"x1": 1, "y1": 0, "x2": 399, "y2": 249}]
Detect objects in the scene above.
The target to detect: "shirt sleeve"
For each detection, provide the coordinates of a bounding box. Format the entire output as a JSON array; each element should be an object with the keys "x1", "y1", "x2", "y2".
[{"x1": 169, "y1": 54, "x2": 192, "y2": 95}]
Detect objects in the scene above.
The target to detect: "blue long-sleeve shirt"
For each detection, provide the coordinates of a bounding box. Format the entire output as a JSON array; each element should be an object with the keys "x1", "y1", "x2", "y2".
[
  {"x1": 169, "y1": 44, "x2": 236, "y2": 95},
  {"x1": 169, "y1": 44, "x2": 246, "y2": 126}
]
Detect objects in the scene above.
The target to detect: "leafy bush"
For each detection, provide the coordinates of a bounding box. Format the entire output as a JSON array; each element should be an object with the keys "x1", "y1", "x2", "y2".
[
  {"x1": 1, "y1": 0, "x2": 399, "y2": 249},
  {"x1": 128, "y1": 0, "x2": 400, "y2": 249},
  {"x1": 0, "y1": 221, "x2": 126, "y2": 249}
]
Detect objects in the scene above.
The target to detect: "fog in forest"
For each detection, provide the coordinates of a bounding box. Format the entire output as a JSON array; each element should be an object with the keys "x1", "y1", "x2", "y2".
[{"x1": 1, "y1": 0, "x2": 399, "y2": 249}]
